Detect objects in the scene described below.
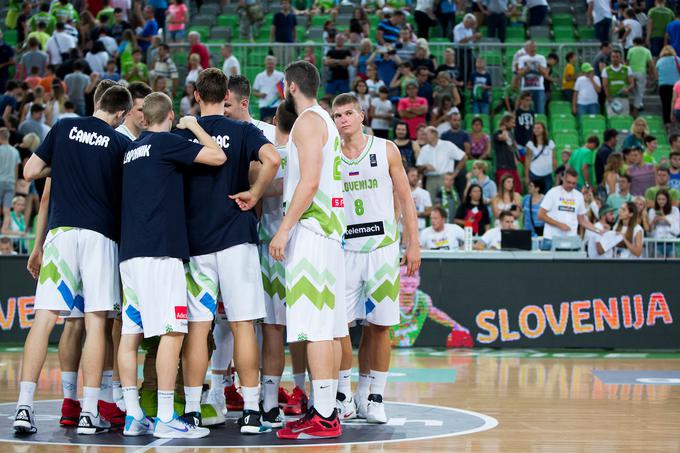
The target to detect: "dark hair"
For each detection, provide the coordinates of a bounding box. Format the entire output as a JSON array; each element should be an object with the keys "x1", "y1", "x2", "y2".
[
  {"x1": 378, "y1": 85, "x2": 389, "y2": 94},
  {"x1": 56, "y1": 22, "x2": 65, "y2": 31},
  {"x1": 463, "y1": 183, "x2": 486, "y2": 208},
  {"x1": 670, "y1": 134, "x2": 680, "y2": 145},
  {"x1": 30, "y1": 103, "x2": 45, "y2": 113},
  {"x1": 27, "y1": 37, "x2": 39, "y2": 48},
  {"x1": 645, "y1": 135, "x2": 657, "y2": 144},
  {"x1": 64, "y1": 100, "x2": 75, "y2": 110},
  {"x1": 611, "y1": 49, "x2": 622, "y2": 57},
  {"x1": 93, "y1": 79, "x2": 119, "y2": 106},
  {"x1": 127, "y1": 82, "x2": 152, "y2": 100},
  {"x1": 530, "y1": 178, "x2": 545, "y2": 194},
  {"x1": 565, "y1": 168, "x2": 579, "y2": 178},
  {"x1": 5, "y1": 81, "x2": 19, "y2": 92},
  {"x1": 548, "y1": 52, "x2": 559, "y2": 62},
  {"x1": 227, "y1": 74, "x2": 251, "y2": 101},
  {"x1": 604, "y1": 128, "x2": 618, "y2": 142},
  {"x1": 670, "y1": 151, "x2": 680, "y2": 158},
  {"x1": 99, "y1": 85, "x2": 132, "y2": 115},
  {"x1": 91, "y1": 41, "x2": 106, "y2": 54},
  {"x1": 586, "y1": 135, "x2": 601, "y2": 147},
  {"x1": 393, "y1": 120, "x2": 410, "y2": 139},
  {"x1": 132, "y1": 48, "x2": 142, "y2": 55},
  {"x1": 655, "y1": 188, "x2": 672, "y2": 215},
  {"x1": 600, "y1": 41, "x2": 610, "y2": 49},
  {"x1": 616, "y1": 201, "x2": 639, "y2": 243},
  {"x1": 619, "y1": 173, "x2": 632, "y2": 183},
  {"x1": 566, "y1": 52, "x2": 575, "y2": 61},
  {"x1": 532, "y1": 121, "x2": 548, "y2": 144},
  {"x1": 432, "y1": 205, "x2": 447, "y2": 219},
  {"x1": 633, "y1": 36, "x2": 644, "y2": 45},
  {"x1": 275, "y1": 102, "x2": 297, "y2": 134},
  {"x1": 159, "y1": 44, "x2": 170, "y2": 51},
  {"x1": 73, "y1": 60, "x2": 85, "y2": 71},
  {"x1": 196, "y1": 68, "x2": 228, "y2": 104},
  {"x1": 285, "y1": 61, "x2": 320, "y2": 99},
  {"x1": 657, "y1": 166, "x2": 670, "y2": 175},
  {"x1": 498, "y1": 210, "x2": 514, "y2": 222}
]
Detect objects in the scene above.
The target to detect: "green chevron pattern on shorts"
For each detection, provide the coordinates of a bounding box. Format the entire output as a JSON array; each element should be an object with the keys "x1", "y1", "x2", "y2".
[
  {"x1": 39, "y1": 260, "x2": 60, "y2": 285},
  {"x1": 123, "y1": 285, "x2": 139, "y2": 308},
  {"x1": 286, "y1": 276, "x2": 335, "y2": 310},
  {"x1": 262, "y1": 274, "x2": 286, "y2": 300},
  {"x1": 185, "y1": 263, "x2": 218, "y2": 299},
  {"x1": 368, "y1": 262, "x2": 400, "y2": 303},
  {"x1": 42, "y1": 241, "x2": 59, "y2": 262},
  {"x1": 58, "y1": 259, "x2": 78, "y2": 291},
  {"x1": 51, "y1": 227, "x2": 74, "y2": 234},
  {"x1": 288, "y1": 257, "x2": 336, "y2": 286}
]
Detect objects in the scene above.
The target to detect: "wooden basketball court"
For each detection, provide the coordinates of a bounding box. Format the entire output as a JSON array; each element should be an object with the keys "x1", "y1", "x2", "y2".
[{"x1": 0, "y1": 348, "x2": 678, "y2": 451}]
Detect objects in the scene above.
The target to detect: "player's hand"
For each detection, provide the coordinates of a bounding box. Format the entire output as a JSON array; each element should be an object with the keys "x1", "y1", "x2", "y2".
[
  {"x1": 400, "y1": 243, "x2": 421, "y2": 277},
  {"x1": 229, "y1": 190, "x2": 259, "y2": 211},
  {"x1": 176, "y1": 115, "x2": 198, "y2": 130},
  {"x1": 27, "y1": 248, "x2": 43, "y2": 280},
  {"x1": 269, "y1": 229, "x2": 289, "y2": 261}
]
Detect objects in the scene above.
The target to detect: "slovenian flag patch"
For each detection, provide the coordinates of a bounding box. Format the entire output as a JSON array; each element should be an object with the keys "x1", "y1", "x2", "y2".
[{"x1": 349, "y1": 171, "x2": 360, "y2": 176}]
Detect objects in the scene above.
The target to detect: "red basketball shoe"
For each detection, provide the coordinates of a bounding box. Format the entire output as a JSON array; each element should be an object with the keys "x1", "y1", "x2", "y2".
[
  {"x1": 60, "y1": 398, "x2": 81, "y2": 426},
  {"x1": 98, "y1": 400, "x2": 126, "y2": 427},
  {"x1": 278, "y1": 386, "x2": 291, "y2": 405},
  {"x1": 277, "y1": 407, "x2": 342, "y2": 439},
  {"x1": 283, "y1": 386, "x2": 308, "y2": 416},
  {"x1": 224, "y1": 384, "x2": 244, "y2": 411}
]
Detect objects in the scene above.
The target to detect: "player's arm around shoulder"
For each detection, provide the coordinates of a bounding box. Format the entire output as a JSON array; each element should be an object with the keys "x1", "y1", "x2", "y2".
[
  {"x1": 231, "y1": 143, "x2": 280, "y2": 211},
  {"x1": 177, "y1": 116, "x2": 226, "y2": 166}
]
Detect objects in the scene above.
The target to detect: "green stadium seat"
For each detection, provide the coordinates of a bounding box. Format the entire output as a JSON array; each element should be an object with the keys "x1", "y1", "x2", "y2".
[
  {"x1": 549, "y1": 101, "x2": 572, "y2": 115},
  {"x1": 479, "y1": 50, "x2": 502, "y2": 66},
  {"x1": 580, "y1": 114, "x2": 606, "y2": 132},
  {"x1": 551, "y1": 14, "x2": 573, "y2": 27},
  {"x1": 189, "y1": 25, "x2": 210, "y2": 42},
  {"x1": 607, "y1": 115, "x2": 634, "y2": 131},
  {"x1": 653, "y1": 145, "x2": 671, "y2": 163},
  {"x1": 2, "y1": 29, "x2": 17, "y2": 46},
  {"x1": 554, "y1": 132, "x2": 580, "y2": 150},
  {"x1": 551, "y1": 114, "x2": 577, "y2": 134},
  {"x1": 311, "y1": 15, "x2": 331, "y2": 28},
  {"x1": 217, "y1": 14, "x2": 237, "y2": 27},
  {"x1": 642, "y1": 115, "x2": 664, "y2": 131},
  {"x1": 173, "y1": 50, "x2": 188, "y2": 67},
  {"x1": 577, "y1": 27, "x2": 596, "y2": 41},
  {"x1": 553, "y1": 26, "x2": 576, "y2": 42},
  {"x1": 506, "y1": 28, "x2": 525, "y2": 42}
]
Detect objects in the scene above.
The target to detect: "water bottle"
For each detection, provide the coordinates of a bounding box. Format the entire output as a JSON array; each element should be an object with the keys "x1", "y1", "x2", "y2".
[{"x1": 464, "y1": 219, "x2": 473, "y2": 252}]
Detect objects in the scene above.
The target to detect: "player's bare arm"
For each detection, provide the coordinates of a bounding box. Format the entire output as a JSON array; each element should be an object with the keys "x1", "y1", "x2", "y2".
[
  {"x1": 230, "y1": 143, "x2": 280, "y2": 211},
  {"x1": 177, "y1": 116, "x2": 227, "y2": 166},
  {"x1": 27, "y1": 178, "x2": 51, "y2": 279},
  {"x1": 23, "y1": 154, "x2": 51, "y2": 182}
]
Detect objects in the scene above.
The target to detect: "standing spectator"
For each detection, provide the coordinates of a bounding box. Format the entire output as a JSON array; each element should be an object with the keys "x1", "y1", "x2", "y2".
[
  {"x1": 349, "y1": 7, "x2": 369, "y2": 41},
  {"x1": 417, "y1": 126, "x2": 466, "y2": 202},
  {"x1": 514, "y1": 92, "x2": 534, "y2": 154},
  {"x1": 222, "y1": 45, "x2": 241, "y2": 78},
  {"x1": 85, "y1": 41, "x2": 109, "y2": 75},
  {"x1": 453, "y1": 14, "x2": 481, "y2": 82},
  {"x1": 561, "y1": 52, "x2": 577, "y2": 102},
  {"x1": 394, "y1": 122, "x2": 419, "y2": 167},
  {"x1": 253, "y1": 55, "x2": 284, "y2": 120},
  {"x1": 436, "y1": 48, "x2": 465, "y2": 93},
  {"x1": 433, "y1": 71, "x2": 461, "y2": 108},
  {"x1": 612, "y1": 202, "x2": 644, "y2": 258},
  {"x1": 525, "y1": 122, "x2": 556, "y2": 191},
  {"x1": 184, "y1": 54, "x2": 203, "y2": 85},
  {"x1": 420, "y1": 206, "x2": 465, "y2": 249},
  {"x1": 435, "y1": 172, "x2": 460, "y2": 223},
  {"x1": 123, "y1": 49, "x2": 150, "y2": 83},
  {"x1": 618, "y1": 8, "x2": 643, "y2": 52},
  {"x1": 415, "y1": 66, "x2": 434, "y2": 109},
  {"x1": 441, "y1": 112, "x2": 470, "y2": 196},
  {"x1": 398, "y1": 82, "x2": 428, "y2": 139},
  {"x1": 647, "y1": 0, "x2": 675, "y2": 58},
  {"x1": 188, "y1": 31, "x2": 211, "y2": 71},
  {"x1": 369, "y1": 86, "x2": 393, "y2": 139},
  {"x1": 118, "y1": 29, "x2": 137, "y2": 73},
  {"x1": 0, "y1": 128, "x2": 20, "y2": 227},
  {"x1": 573, "y1": 63, "x2": 602, "y2": 115},
  {"x1": 523, "y1": 180, "x2": 545, "y2": 236},
  {"x1": 494, "y1": 113, "x2": 522, "y2": 193},
  {"x1": 29, "y1": 4, "x2": 56, "y2": 35},
  {"x1": 469, "y1": 118, "x2": 491, "y2": 160},
  {"x1": 239, "y1": 0, "x2": 265, "y2": 40},
  {"x1": 414, "y1": 0, "x2": 437, "y2": 39},
  {"x1": 454, "y1": 184, "x2": 491, "y2": 235},
  {"x1": 101, "y1": 60, "x2": 121, "y2": 82},
  {"x1": 470, "y1": 58, "x2": 492, "y2": 114},
  {"x1": 18, "y1": 38, "x2": 48, "y2": 81},
  {"x1": 367, "y1": 45, "x2": 402, "y2": 93},
  {"x1": 587, "y1": 0, "x2": 613, "y2": 44},
  {"x1": 411, "y1": 43, "x2": 436, "y2": 75},
  {"x1": 392, "y1": 62, "x2": 417, "y2": 98},
  {"x1": 0, "y1": 81, "x2": 21, "y2": 127},
  {"x1": 569, "y1": 135, "x2": 600, "y2": 189},
  {"x1": 643, "y1": 136, "x2": 659, "y2": 165},
  {"x1": 110, "y1": 8, "x2": 132, "y2": 42},
  {"x1": 137, "y1": 6, "x2": 159, "y2": 55},
  {"x1": 437, "y1": 0, "x2": 457, "y2": 39},
  {"x1": 407, "y1": 166, "x2": 433, "y2": 231},
  {"x1": 527, "y1": 0, "x2": 549, "y2": 27},
  {"x1": 627, "y1": 148, "x2": 656, "y2": 196},
  {"x1": 353, "y1": 39, "x2": 373, "y2": 80},
  {"x1": 648, "y1": 189, "x2": 680, "y2": 256},
  {"x1": 596, "y1": 129, "x2": 619, "y2": 185},
  {"x1": 166, "y1": 0, "x2": 188, "y2": 42},
  {"x1": 64, "y1": 61, "x2": 89, "y2": 116},
  {"x1": 645, "y1": 167, "x2": 680, "y2": 207},
  {"x1": 484, "y1": 0, "x2": 514, "y2": 43},
  {"x1": 602, "y1": 49, "x2": 634, "y2": 116},
  {"x1": 271, "y1": 0, "x2": 298, "y2": 66},
  {"x1": 98, "y1": 28, "x2": 118, "y2": 57},
  {"x1": 666, "y1": 10, "x2": 680, "y2": 57},
  {"x1": 351, "y1": 78, "x2": 371, "y2": 120},
  {"x1": 394, "y1": 28, "x2": 417, "y2": 62},
  {"x1": 592, "y1": 41, "x2": 611, "y2": 81},
  {"x1": 627, "y1": 37, "x2": 656, "y2": 116},
  {"x1": 517, "y1": 41, "x2": 548, "y2": 114},
  {"x1": 18, "y1": 104, "x2": 49, "y2": 141},
  {"x1": 149, "y1": 0, "x2": 168, "y2": 31},
  {"x1": 376, "y1": 10, "x2": 405, "y2": 45},
  {"x1": 324, "y1": 34, "x2": 352, "y2": 95},
  {"x1": 50, "y1": 0, "x2": 80, "y2": 24},
  {"x1": 623, "y1": 117, "x2": 648, "y2": 150},
  {"x1": 45, "y1": 22, "x2": 76, "y2": 66},
  {"x1": 150, "y1": 44, "x2": 179, "y2": 97},
  {"x1": 365, "y1": 63, "x2": 386, "y2": 95},
  {"x1": 27, "y1": 22, "x2": 50, "y2": 51},
  {"x1": 467, "y1": 160, "x2": 497, "y2": 203},
  {"x1": 656, "y1": 46, "x2": 680, "y2": 127}
]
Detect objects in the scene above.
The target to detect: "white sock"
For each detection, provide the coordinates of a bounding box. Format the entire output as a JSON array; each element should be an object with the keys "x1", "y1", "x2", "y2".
[
  {"x1": 184, "y1": 386, "x2": 202, "y2": 413},
  {"x1": 312, "y1": 379, "x2": 334, "y2": 418},
  {"x1": 357, "y1": 372, "x2": 371, "y2": 396},
  {"x1": 369, "y1": 370, "x2": 388, "y2": 397},
  {"x1": 262, "y1": 375, "x2": 281, "y2": 412},
  {"x1": 241, "y1": 386, "x2": 259, "y2": 412},
  {"x1": 61, "y1": 371, "x2": 78, "y2": 400},
  {"x1": 82, "y1": 386, "x2": 99, "y2": 415},
  {"x1": 338, "y1": 369, "x2": 352, "y2": 397},
  {"x1": 122, "y1": 386, "x2": 143, "y2": 420},
  {"x1": 332, "y1": 379, "x2": 338, "y2": 399},
  {"x1": 224, "y1": 371, "x2": 234, "y2": 387},
  {"x1": 211, "y1": 373, "x2": 226, "y2": 394},
  {"x1": 308, "y1": 384, "x2": 314, "y2": 409},
  {"x1": 293, "y1": 372, "x2": 306, "y2": 390},
  {"x1": 112, "y1": 380, "x2": 125, "y2": 410},
  {"x1": 17, "y1": 381, "x2": 36, "y2": 409},
  {"x1": 100, "y1": 370, "x2": 114, "y2": 403},
  {"x1": 157, "y1": 390, "x2": 174, "y2": 422}
]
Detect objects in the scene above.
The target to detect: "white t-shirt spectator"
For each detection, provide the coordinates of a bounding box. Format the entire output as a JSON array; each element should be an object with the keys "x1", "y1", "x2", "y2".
[
  {"x1": 253, "y1": 69, "x2": 284, "y2": 109},
  {"x1": 518, "y1": 54, "x2": 547, "y2": 91},
  {"x1": 574, "y1": 75, "x2": 601, "y2": 105},
  {"x1": 648, "y1": 207, "x2": 680, "y2": 239},
  {"x1": 526, "y1": 139, "x2": 555, "y2": 177},
  {"x1": 416, "y1": 139, "x2": 465, "y2": 175},
  {"x1": 420, "y1": 223, "x2": 465, "y2": 250},
  {"x1": 615, "y1": 224, "x2": 644, "y2": 259},
  {"x1": 99, "y1": 36, "x2": 118, "y2": 57},
  {"x1": 540, "y1": 185, "x2": 587, "y2": 239},
  {"x1": 85, "y1": 50, "x2": 109, "y2": 74},
  {"x1": 412, "y1": 187, "x2": 432, "y2": 231},
  {"x1": 622, "y1": 18, "x2": 643, "y2": 49},
  {"x1": 479, "y1": 227, "x2": 503, "y2": 250},
  {"x1": 366, "y1": 79, "x2": 386, "y2": 96},
  {"x1": 46, "y1": 32, "x2": 76, "y2": 65},
  {"x1": 587, "y1": 0, "x2": 613, "y2": 23},
  {"x1": 223, "y1": 55, "x2": 241, "y2": 77},
  {"x1": 370, "y1": 97, "x2": 393, "y2": 131},
  {"x1": 586, "y1": 222, "x2": 614, "y2": 259},
  {"x1": 453, "y1": 23, "x2": 473, "y2": 45}
]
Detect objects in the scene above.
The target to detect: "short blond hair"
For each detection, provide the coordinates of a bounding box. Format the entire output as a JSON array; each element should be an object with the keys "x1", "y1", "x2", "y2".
[{"x1": 143, "y1": 92, "x2": 173, "y2": 126}]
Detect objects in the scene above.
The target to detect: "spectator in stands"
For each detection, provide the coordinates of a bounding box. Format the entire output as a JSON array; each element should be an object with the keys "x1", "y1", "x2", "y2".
[
  {"x1": 469, "y1": 118, "x2": 490, "y2": 160},
  {"x1": 474, "y1": 210, "x2": 516, "y2": 250},
  {"x1": 514, "y1": 92, "x2": 534, "y2": 152},
  {"x1": 353, "y1": 39, "x2": 373, "y2": 80},
  {"x1": 0, "y1": 81, "x2": 22, "y2": 127},
  {"x1": 270, "y1": 0, "x2": 298, "y2": 66},
  {"x1": 376, "y1": 10, "x2": 405, "y2": 45},
  {"x1": 394, "y1": 121, "x2": 419, "y2": 167},
  {"x1": 431, "y1": 97, "x2": 456, "y2": 135},
  {"x1": 634, "y1": 195, "x2": 651, "y2": 233},
  {"x1": 656, "y1": 47, "x2": 680, "y2": 128},
  {"x1": 64, "y1": 61, "x2": 89, "y2": 116},
  {"x1": 408, "y1": 166, "x2": 433, "y2": 231},
  {"x1": 253, "y1": 55, "x2": 284, "y2": 120},
  {"x1": 416, "y1": 66, "x2": 434, "y2": 108},
  {"x1": 527, "y1": 0, "x2": 549, "y2": 26},
  {"x1": 544, "y1": 53, "x2": 560, "y2": 103},
  {"x1": 618, "y1": 8, "x2": 643, "y2": 52},
  {"x1": 101, "y1": 60, "x2": 121, "y2": 82},
  {"x1": 606, "y1": 172, "x2": 633, "y2": 212},
  {"x1": 524, "y1": 122, "x2": 556, "y2": 191},
  {"x1": 418, "y1": 126, "x2": 466, "y2": 202},
  {"x1": 627, "y1": 148, "x2": 656, "y2": 196},
  {"x1": 646, "y1": 166, "x2": 680, "y2": 207},
  {"x1": 367, "y1": 45, "x2": 402, "y2": 94},
  {"x1": 46, "y1": 80, "x2": 68, "y2": 125},
  {"x1": 368, "y1": 86, "x2": 393, "y2": 139},
  {"x1": 648, "y1": 188, "x2": 680, "y2": 256},
  {"x1": 517, "y1": 41, "x2": 548, "y2": 115},
  {"x1": 493, "y1": 113, "x2": 521, "y2": 192},
  {"x1": 97, "y1": 27, "x2": 118, "y2": 58},
  {"x1": 188, "y1": 31, "x2": 211, "y2": 70},
  {"x1": 666, "y1": 9, "x2": 680, "y2": 57},
  {"x1": 643, "y1": 136, "x2": 659, "y2": 165},
  {"x1": 420, "y1": 205, "x2": 464, "y2": 250},
  {"x1": 628, "y1": 37, "x2": 656, "y2": 116},
  {"x1": 151, "y1": 75, "x2": 170, "y2": 98},
  {"x1": 0, "y1": 127, "x2": 21, "y2": 227},
  {"x1": 433, "y1": 71, "x2": 461, "y2": 109},
  {"x1": 435, "y1": 172, "x2": 460, "y2": 223},
  {"x1": 436, "y1": 48, "x2": 464, "y2": 92},
  {"x1": 481, "y1": 0, "x2": 513, "y2": 43},
  {"x1": 97, "y1": 0, "x2": 115, "y2": 25},
  {"x1": 592, "y1": 41, "x2": 611, "y2": 82},
  {"x1": 467, "y1": 160, "x2": 497, "y2": 203},
  {"x1": 1, "y1": 195, "x2": 27, "y2": 253},
  {"x1": 45, "y1": 22, "x2": 76, "y2": 67},
  {"x1": 29, "y1": 4, "x2": 56, "y2": 35},
  {"x1": 180, "y1": 81, "x2": 199, "y2": 116},
  {"x1": 138, "y1": 6, "x2": 159, "y2": 55},
  {"x1": 349, "y1": 7, "x2": 369, "y2": 41},
  {"x1": 110, "y1": 8, "x2": 133, "y2": 42},
  {"x1": 414, "y1": 0, "x2": 437, "y2": 40},
  {"x1": 185, "y1": 53, "x2": 203, "y2": 85},
  {"x1": 492, "y1": 173, "x2": 521, "y2": 224},
  {"x1": 454, "y1": 184, "x2": 490, "y2": 235},
  {"x1": 27, "y1": 21, "x2": 50, "y2": 52},
  {"x1": 149, "y1": 0, "x2": 168, "y2": 30},
  {"x1": 453, "y1": 14, "x2": 480, "y2": 82},
  {"x1": 470, "y1": 58, "x2": 492, "y2": 115},
  {"x1": 596, "y1": 129, "x2": 619, "y2": 185},
  {"x1": 60, "y1": 101, "x2": 78, "y2": 119},
  {"x1": 440, "y1": 112, "x2": 469, "y2": 194},
  {"x1": 166, "y1": 0, "x2": 188, "y2": 42},
  {"x1": 392, "y1": 62, "x2": 416, "y2": 97},
  {"x1": 150, "y1": 44, "x2": 179, "y2": 98},
  {"x1": 85, "y1": 41, "x2": 110, "y2": 75},
  {"x1": 569, "y1": 135, "x2": 600, "y2": 189},
  {"x1": 623, "y1": 117, "x2": 648, "y2": 150},
  {"x1": 18, "y1": 104, "x2": 48, "y2": 141},
  {"x1": 351, "y1": 78, "x2": 371, "y2": 121},
  {"x1": 324, "y1": 34, "x2": 352, "y2": 95},
  {"x1": 25, "y1": 68, "x2": 42, "y2": 89},
  {"x1": 587, "y1": 0, "x2": 613, "y2": 44},
  {"x1": 573, "y1": 63, "x2": 602, "y2": 116},
  {"x1": 669, "y1": 150, "x2": 680, "y2": 192},
  {"x1": 436, "y1": 0, "x2": 457, "y2": 39},
  {"x1": 0, "y1": 237, "x2": 15, "y2": 255},
  {"x1": 398, "y1": 82, "x2": 428, "y2": 139},
  {"x1": 612, "y1": 201, "x2": 644, "y2": 258},
  {"x1": 647, "y1": 0, "x2": 674, "y2": 57},
  {"x1": 15, "y1": 2, "x2": 34, "y2": 45},
  {"x1": 523, "y1": 179, "x2": 545, "y2": 236},
  {"x1": 18, "y1": 38, "x2": 48, "y2": 81},
  {"x1": 602, "y1": 49, "x2": 634, "y2": 116},
  {"x1": 219, "y1": 45, "x2": 240, "y2": 78},
  {"x1": 123, "y1": 49, "x2": 150, "y2": 84}
]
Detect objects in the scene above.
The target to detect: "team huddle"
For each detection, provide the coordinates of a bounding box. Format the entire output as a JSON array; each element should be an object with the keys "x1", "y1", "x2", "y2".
[{"x1": 12, "y1": 61, "x2": 420, "y2": 441}]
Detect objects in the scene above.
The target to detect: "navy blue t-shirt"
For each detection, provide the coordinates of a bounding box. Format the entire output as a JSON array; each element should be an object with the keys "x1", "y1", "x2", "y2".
[
  {"x1": 273, "y1": 12, "x2": 297, "y2": 43},
  {"x1": 119, "y1": 131, "x2": 203, "y2": 262},
  {"x1": 174, "y1": 115, "x2": 270, "y2": 256},
  {"x1": 34, "y1": 117, "x2": 131, "y2": 241}
]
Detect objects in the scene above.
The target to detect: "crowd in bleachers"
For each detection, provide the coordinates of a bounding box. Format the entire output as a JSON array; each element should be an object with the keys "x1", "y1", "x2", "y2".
[{"x1": 0, "y1": 0, "x2": 680, "y2": 257}]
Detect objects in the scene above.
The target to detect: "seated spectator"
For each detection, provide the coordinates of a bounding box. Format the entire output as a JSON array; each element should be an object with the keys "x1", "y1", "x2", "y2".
[
  {"x1": 573, "y1": 63, "x2": 602, "y2": 115},
  {"x1": 523, "y1": 179, "x2": 546, "y2": 236},
  {"x1": 417, "y1": 126, "x2": 466, "y2": 202},
  {"x1": 606, "y1": 173, "x2": 634, "y2": 213},
  {"x1": 370, "y1": 86, "x2": 393, "y2": 140},
  {"x1": 398, "y1": 82, "x2": 428, "y2": 139},
  {"x1": 151, "y1": 44, "x2": 180, "y2": 97},
  {"x1": 18, "y1": 104, "x2": 49, "y2": 141},
  {"x1": 670, "y1": 150, "x2": 680, "y2": 192},
  {"x1": 420, "y1": 206, "x2": 465, "y2": 250},
  {"x1": 627, "y1": 148, "x2": 656, "y2": 196},
  {"x1": 365, "y1": 63, "x2": 386, "y2": 95},
  {"x1": 166, "y1": 0, "x2": 189, "y2": 43},
  {"x1": 454, "y1": 184, "x2": 491, "y2": 235},
  {"x1": 152, "y1": 75, "x2": 171, "y2": 98},
  {"x1": 325, "y1": 34, "x2": 353, "y2": 95},
  {"x1": 415, "y1": 66, "x2": 434, "y2": 109},
  {"x1": 493, "y1": 113, "x2": 521, "y2": 193},
  {"x1": 648, "y1": 188, "x2": 680, "y2": 257},
  {"x1": 569, "y1": 135, "x2": 600, "y2": 189},
  {"x1": 470, "y1": 57, "x2": 492, "y2": 115},
  {"x1": 432, "y1": 71, "x2": 461, "y2": 108},
  {"x1": 351, "y1": 78, "x2": 371, "y2": 121},
  {"x1": 492, "y1": 173, "x2": 522, "y2": 225},
  {"x1": 221, "y1": 45, "x2": 241, "y2": 78},
  {"x1": 185, "y1": 53, "x2": 203, "y2": 85},
  {"x1": 602, "y1": 152, "x2": 625, "y2": 197},
  {"x1": 435, "y1": 48, "x2": 464, "y2": 92},
  {"x1": 517, "y1": 41, "x2": 548, "y2": 114},
  {"x1": 474, "y1": 210, "x2": 516, "y2": 250},
  {"x1": 525, "y1": 121, "x2": 556, "y2": 191},
  {"x1": 555, "y1": 148, "x2": 571, "y2": 186},
  {"x1": 101, "y1": 60, "x2": 121, "y2": 82},
  {"x1": 562, "y1": 52, "x2": 577, "y2": 102},
  {"x1": 467, "y1": 160, "x2": 497, "y2": 203},
  {"x1": 612, "y1": 201, "x2": 644, "y2": 258},
  {"x1": 645, "y1": 166, "x2": 680, "y2": 207},
  {"x1": 643, "y1": 135, "x2": 659, "y2": 165},
  {"x1": 411, "y1": 43, "x2": 436, "y2": 75},
  {"x1": 408, "y1": 166, "x2": 433, "y2": 231},
  {"x1": 469, "y1": 117, "x2": 490, "y2": 160},
  {"x1": 431, "y1": 97, "x2": 456, "y2": 135},
  {"x1": 1, "y1": 195, "x2": 28, "y2": 254},
  {"x1": 624, "y1": 117, "x2": 648, "y2": 150},
  {"x1": 586, "y1": 205, "x2": 616, "y2": 258},
  {"x1": 0, "y1": 237, "x2": 16, "y2": 255},
  {"x1": 435, "y1": 172, "x2": 459, "y2": 223},
  {"x1": 602, "y1": 49, "x2": 634, "y2": 116},
  {"x1": 394, "y1": 121, "x2": 419, "y2": 167},
  {"x1": 123, "y1": 49, "x2": 149, "y2": 84}
]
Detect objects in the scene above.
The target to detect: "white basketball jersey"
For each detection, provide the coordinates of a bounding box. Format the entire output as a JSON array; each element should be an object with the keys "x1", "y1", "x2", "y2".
[
  {"x1": 342, "y1": 135, "x2": 398, "y2": 252},
  {"x1": 252, "y1": 119, "x2": 276, "y2": 144},
  {"x1": 284, "y1": 105, "x2": 345, "y2": 242},
  {"x1": 258, "y1": 143, "x2": 288, "y2": 242}
]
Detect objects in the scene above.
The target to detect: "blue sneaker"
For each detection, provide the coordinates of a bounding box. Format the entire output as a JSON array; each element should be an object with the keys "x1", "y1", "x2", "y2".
[
  {"x1": 153, "y1": 414, "x2": 210, "y2": 439},
  {"x1": 123, "y1": 414, "x2": 154, "y2": 436}
]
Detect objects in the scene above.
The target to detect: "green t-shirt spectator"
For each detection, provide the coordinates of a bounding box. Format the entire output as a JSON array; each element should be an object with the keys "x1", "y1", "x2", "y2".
[
  {"x1": 96, "y1": 7, "x2": 115, "y2": 25},
  {"x1": 123, "y1": 62, "x2": 149, "y2": 83},
  {"x1": 28, "y1": 12, "x2": 56, "y2": 34},
  {"x1": 627, "y1": 46, "x2": 653, "y2": 74},
  {"x1": 643, "y1": 152, "x2": 658, "y2": 165},
  {"x1": 648, "y1": 6, "x2": 675, "y2": 39},
  {"x1": 645, "y1": 186, "x2": 680, "y2": 204},
  {"x1": 50, "y1": 3, "x2": 80, "y2": 25},
  {"x1": 606, "y1": 192, "x2": 633, "y2": 213},
  {"x1": 568, "y1": 147, "x2": 594, "y2": 187}
]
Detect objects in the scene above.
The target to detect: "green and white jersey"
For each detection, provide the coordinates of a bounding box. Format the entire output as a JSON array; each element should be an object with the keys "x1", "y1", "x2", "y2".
[
  {"x1": 252, "y1": 119, "x2": 276, "y2": 144},
  {"x1": 284, "y1": 105, "x2": 345, "y2": 242},
  {"x1": 258, "y1": 143, "x2": 288, "y2": 242},
  {"x1": 342, "y1": 135, "x2": 398, "y2": 253}
]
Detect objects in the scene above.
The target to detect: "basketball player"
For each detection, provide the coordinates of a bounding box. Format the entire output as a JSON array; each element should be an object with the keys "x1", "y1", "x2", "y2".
[
  {"x1": 174, "y1": 68, "x2": 280, "y2": 434},
  {"x1": 14, "y1": 85, "x2": 133, "y2": 435},
  {"x1": 270, "y1": 61, "x2": 347, "y2": 440},
  {"x1": 117, "y1": 92, "x2": 224, "y2": 439},
  {"x1": 332, "y1": 93, "x2": 420, "y2": 424}
]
